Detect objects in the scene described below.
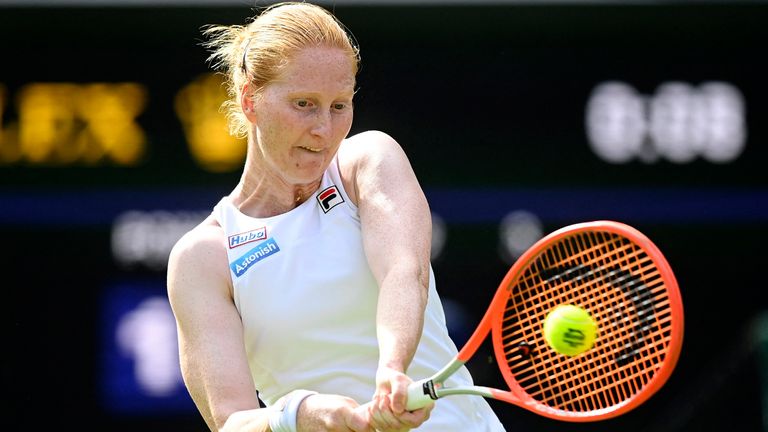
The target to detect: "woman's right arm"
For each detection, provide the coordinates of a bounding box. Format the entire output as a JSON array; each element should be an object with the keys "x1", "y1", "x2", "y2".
[
  {"x1": 167, "y1": 221, "x2": 267, "y2": 431},
  {"x1": 167, "y1": 220, "x2": 374, "y2": 432}
]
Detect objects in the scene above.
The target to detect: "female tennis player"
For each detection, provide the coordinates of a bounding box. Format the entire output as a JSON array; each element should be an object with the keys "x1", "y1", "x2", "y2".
[{"x1": 166, "y1": 2, "x2": 505, "y2": 431}]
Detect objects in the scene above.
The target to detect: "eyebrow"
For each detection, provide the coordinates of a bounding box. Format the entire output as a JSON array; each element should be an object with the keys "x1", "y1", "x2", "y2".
[{"x1": 285, "y1": 89, "x2": 355, "y2": 98}]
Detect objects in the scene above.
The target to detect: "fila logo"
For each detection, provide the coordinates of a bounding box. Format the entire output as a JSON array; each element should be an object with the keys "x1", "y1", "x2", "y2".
[
  {"x1": 228, "y1": 226, "x2": 267, "y2": 249},
  {"x1": 317, "y1": 185, "x2": 344, "y2": 213}
]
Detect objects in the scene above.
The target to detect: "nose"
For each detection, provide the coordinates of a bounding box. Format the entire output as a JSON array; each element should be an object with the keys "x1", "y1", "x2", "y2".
[{"x1": 310, "y1": 109, "x2": 332, "y2": 138}]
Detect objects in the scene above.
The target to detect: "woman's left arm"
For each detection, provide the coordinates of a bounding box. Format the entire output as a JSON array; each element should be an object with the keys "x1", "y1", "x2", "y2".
[{"x1": 341, "y1": 130, "x2": 434, "y2": 430}]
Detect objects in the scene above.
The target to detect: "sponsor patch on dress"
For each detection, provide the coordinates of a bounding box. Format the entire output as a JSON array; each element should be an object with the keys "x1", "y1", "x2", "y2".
[
  {"x1": 230, "y1": 238, "x2": 280, "y2": 277},
  {"x1": 228, "y1": 226, "x2": 268, "y2": 249}
]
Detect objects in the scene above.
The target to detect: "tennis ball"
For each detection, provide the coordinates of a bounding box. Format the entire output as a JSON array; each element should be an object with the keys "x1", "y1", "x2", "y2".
[{"x1": 543, "y1": 304, "x2": 598, "y2": 356}]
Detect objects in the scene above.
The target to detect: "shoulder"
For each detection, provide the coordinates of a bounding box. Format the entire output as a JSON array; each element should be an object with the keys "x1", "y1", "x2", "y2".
[
  {"x1": 339, "y1": 130, "x2": 402, "y2": 162},
  {"x1": 169, "y1": 215, "x2": 227, "y2": 267},
  {"x1": 344, "y1": 130, "x2": 399, "y2": 146},
  {"x1": 167, "y1": 216, "x2": 231, "y2": 299},
  {"x1": 338, "y1": 130, "x2": 410, "y2": 178},
  {"x1": 337, "y1": 130, "x2": 408, "y2": 204}
]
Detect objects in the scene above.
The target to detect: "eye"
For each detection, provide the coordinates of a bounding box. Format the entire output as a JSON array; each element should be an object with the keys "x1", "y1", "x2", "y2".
[
  {"x1": 295, "y1": 99, "x2": 313, "y2": 108},
  {"x1": 333, "y1": 102, "x2": 351, "y2": 111}
]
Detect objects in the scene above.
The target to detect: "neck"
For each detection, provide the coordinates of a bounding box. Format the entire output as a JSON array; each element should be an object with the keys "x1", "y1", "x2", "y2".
[{"x1": 232, "y1": 159, "x2": 321, "y2": 217}]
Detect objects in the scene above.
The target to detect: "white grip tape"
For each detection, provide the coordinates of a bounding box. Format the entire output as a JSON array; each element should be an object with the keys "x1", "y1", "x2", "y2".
[{"x1": 406, "y1": 379, "x2": 437, "y2": 411}]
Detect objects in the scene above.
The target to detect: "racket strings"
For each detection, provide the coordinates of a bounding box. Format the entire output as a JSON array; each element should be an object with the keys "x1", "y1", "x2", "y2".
[{"x1": 500, "y1": 231, "x2": 676, "y2": 414}]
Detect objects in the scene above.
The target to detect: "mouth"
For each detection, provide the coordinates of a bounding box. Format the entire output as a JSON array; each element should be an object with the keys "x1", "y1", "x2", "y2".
[{"x1": 298, "y1": 145, "x2": 322, "y2": 153}]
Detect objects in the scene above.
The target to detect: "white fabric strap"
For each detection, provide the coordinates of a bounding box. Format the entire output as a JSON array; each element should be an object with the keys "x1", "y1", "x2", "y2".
[{"x1": 268, "y1": 390, "x2": 318, "y2": 432}]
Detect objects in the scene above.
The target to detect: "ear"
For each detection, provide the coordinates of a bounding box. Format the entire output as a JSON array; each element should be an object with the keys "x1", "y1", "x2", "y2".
[{"x1": 240, "y1": 83, "x2": 258, "y2": 123}]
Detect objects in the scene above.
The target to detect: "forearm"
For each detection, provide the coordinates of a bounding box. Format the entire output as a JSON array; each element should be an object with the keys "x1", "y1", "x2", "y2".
[
  {"x1": 370, "y1": 266, "x2": 433, "y2": 426},
  {"x1": 375, "y1": 268, "x2": 429, "y2": 372}
]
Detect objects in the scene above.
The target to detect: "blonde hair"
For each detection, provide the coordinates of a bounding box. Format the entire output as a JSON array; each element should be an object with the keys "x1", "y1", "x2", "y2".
[{"x1": 202, "y1": 2, "x2": 361, "y2": 138}]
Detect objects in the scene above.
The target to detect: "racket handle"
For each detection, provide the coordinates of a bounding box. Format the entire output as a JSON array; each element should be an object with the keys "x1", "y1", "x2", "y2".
[{"x1": 406, "y1": 379, "x2": 437, "y2": 411}]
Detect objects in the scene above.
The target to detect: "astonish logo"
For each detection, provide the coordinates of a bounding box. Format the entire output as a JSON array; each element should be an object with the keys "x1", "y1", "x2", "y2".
[
  {"x1": 228, "y1": 227, "x2": 267, "y2": 249},
  {"x1": 230, "y1": 238, "x2": 280, "y2": 278},
  {"x1": 317, "y1": 185, "x2": 344, "y2": 213}
]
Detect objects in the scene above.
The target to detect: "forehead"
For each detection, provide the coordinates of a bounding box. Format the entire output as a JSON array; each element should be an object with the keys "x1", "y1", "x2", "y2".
[{"x1": 271, "y1": 46, "x2": 356, "y2": 94}]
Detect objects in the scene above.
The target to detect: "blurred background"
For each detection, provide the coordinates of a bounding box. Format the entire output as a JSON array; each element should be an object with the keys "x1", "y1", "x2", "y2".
[{"x1": 3, "y1": 0, "x2": 767, "y2": 430}]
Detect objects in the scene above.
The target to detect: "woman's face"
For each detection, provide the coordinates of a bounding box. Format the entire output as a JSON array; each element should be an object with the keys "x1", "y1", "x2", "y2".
[{"x1": 251, "y1": 46, "x2": 356, "y2": 186}]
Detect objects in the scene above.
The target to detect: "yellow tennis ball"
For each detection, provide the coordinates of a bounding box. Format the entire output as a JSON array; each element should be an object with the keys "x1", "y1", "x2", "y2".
[{"x1": 543, "y1": 304, "x2": 598, "y2": 356}]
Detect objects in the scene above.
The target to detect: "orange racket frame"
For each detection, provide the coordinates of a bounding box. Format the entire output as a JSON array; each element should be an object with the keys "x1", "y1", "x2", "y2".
[{"x1": 406, "y1": 220, "x2": 684, "y2": 421}]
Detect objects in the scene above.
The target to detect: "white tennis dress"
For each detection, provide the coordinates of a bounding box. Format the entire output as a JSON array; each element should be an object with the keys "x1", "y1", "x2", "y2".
[{"x1": 212, "y1": 156, "x2": 506, "y2": 431}]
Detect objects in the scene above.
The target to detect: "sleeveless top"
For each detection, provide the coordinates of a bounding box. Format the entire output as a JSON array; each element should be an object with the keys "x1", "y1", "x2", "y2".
[{"x1": 212, "y1": 156, "x2": 506, "y2": 431}]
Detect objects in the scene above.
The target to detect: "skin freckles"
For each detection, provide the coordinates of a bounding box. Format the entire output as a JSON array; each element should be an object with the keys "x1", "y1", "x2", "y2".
[{"x1": 250, "y1": 46, "x2": 355, "y2": 190}]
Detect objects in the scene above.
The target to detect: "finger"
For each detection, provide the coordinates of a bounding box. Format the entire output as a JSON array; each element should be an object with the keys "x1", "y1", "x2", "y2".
[
  {"x1": 373, "y1": 391, "x2": 390, "y2": 413},
  {"x1": 370, "y1": 407, "x2": 400, "y2": 430},
  {"x1": 371, "y1": 400, "x2": 417, "y2": 431},
  {"x1": 394, "y1": 406, "x2": 433, "y2": 429}
]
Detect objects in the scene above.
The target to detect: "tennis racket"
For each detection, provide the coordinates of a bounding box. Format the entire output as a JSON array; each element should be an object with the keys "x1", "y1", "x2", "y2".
[{"x1": 406, "y1": 220, "x2": 684, "y2": 422}]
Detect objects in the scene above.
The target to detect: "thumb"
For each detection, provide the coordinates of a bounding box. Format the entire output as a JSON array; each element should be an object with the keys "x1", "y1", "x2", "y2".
[{"x1": 390, "y1": 377, "x2": 409, "y2": 414}]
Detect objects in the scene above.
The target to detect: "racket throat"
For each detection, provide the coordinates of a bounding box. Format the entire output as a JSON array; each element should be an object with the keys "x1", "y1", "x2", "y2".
[{"x1": 406, "y1": 358, "x2": 467, "y2": 410}]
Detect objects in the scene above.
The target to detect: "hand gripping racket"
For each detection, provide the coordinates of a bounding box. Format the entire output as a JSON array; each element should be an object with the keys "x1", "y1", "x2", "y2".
[{"x1": 406, "y1": 220, "x2": 684, "y2": 421}]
